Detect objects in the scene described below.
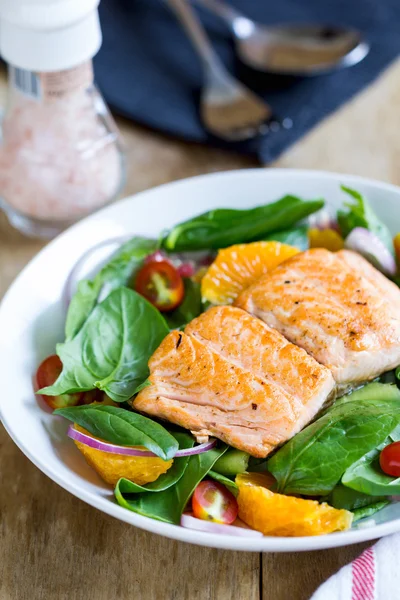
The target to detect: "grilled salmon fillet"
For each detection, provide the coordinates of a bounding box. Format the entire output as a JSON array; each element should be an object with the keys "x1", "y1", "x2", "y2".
[
  {"x1": 236, "y1": 248, "x2": 400, "y2": 386},
  {"x1": 134, "y1": 306, "x2": 334, "y2": 457}
]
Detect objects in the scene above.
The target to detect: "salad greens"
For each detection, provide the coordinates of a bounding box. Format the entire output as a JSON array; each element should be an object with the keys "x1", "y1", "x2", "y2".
[
  {"x1": 164, "y1": 278, "x2": 202, "y2": 330},
  {"x1": 337, "y1": 186, "x2": 394, "y2": 255},
  {"x1": 342, "y1": 425, "x2": 400, "y2": 496},
  {"x1": 327, "y1": 483, "x2": 387, "y2": 511},
  {"x1": 264, "y1": 225, "x2": 309, "y2": 250},
  {"x1": 114, "y1": 445, "x2": 227, "y2": 524},
  {"x1": 55, "y1": 404, "x2": 179, "y2": 460},
  {"x1": 162, "y1": 196, "x2": 324, "y2": 251},
  {"x1": 40, "y1": 288, "x2": 169, "y2": 402},
  {"x1": 208, "y1": 471, "x2": 239, "y2": 497},
  {"x1": 352, "y1": 502, "x2": 390, "y2": 522},
  {"x1": 65, "y1": 237, "x2": 157, "y2": 341},
  {"x1": 268, "y1": 391, "x2": 400, "y2": 495}
]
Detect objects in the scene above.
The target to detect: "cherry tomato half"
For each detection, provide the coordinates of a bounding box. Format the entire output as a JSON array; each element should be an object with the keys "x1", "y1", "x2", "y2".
[
  {"x1": 192, "y1": 480, "x2": 238, "y2": 525},
  {"x1": 36, "y1": 355, "x2": 82, "y2": 410},
  {"x1": 134, "y1": 259, "x2": 184, "y2": 312},
  {"x1": 380, "y1": 441, "x2": 400, "y2": 477}
]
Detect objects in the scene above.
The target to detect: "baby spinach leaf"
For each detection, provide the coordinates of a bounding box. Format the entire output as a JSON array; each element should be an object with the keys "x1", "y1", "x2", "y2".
[
  {"x1": 342, "y1": 426, "x2": 400, "y2": 496},
  {"x1": 164, "y1": 278, "x2": 203, "y2": 330},
  {"x1": 114, "y1": 445, "x2": 227, "y2": 523},
  {"x1": 337, "y1": 186, "x2": 394, "y2": 254},
  {"x1": 327, "y1": 483, "x2": 387, "y2": 511},
  {"x1": 331, "y1": 382, "x2": 400, "y2": 411},
  {"x1": 40, "y1": 287, "x2": 169, "y2": 402},
  {"x1": 341, "y1": 446, "x2": 400, "y2": 496},
  {"x1": 208, "y1": 471, "x2": 238, "y2": 497},
  {"x1": 264, "y1": 225, "x2": 309, "y2": 250},
  {"x1": 65, "y1": 237, "x2": 157, "y2": 340},
  {"x1": 114, "y1": 433, "x2": 194, "y2": 493},
  {"x1": 268, "y1": 398, "x2": 400, "y2": 496},
  {"x1": 352, "y1": 501, "x2": 389, "y2": 522},
  {"x1": 55, "y1": 404, "x2": 178, "y2": 460},
  {"x1": 162, "y1": 197, "x2": 324, "y2": 251}
]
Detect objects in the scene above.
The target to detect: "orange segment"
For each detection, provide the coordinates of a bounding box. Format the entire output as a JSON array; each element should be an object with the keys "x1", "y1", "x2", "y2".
[
  {"x1": 73, "y1": 425, "x2": 173, "y2": 487},
  {"x1": 201, "y1": 241, "x2": 299, "y2": 305},
  {"x1": 236, "y1": 473, "x2": 352, "y2": 537},
  {"x1": 308, "y1": 228, "x2": 344, "y2": 252}
]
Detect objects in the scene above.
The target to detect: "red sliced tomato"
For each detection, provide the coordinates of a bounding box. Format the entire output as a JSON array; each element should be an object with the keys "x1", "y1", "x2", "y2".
[
  {"x1": 134, "y1": 259, "x2": 184, "y2": 312},
  {"x1": 380, "y1": 441, "x2": 400, "y2": 477},
  {"x1": 192, "y1": 480, "x2": 238, "y2": 525},
  {"x1": 36, "y1": 355, "x2": 82, "y2": 410}
]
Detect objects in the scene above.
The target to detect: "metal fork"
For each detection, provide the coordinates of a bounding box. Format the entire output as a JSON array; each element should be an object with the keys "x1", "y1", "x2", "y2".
[{"x1": 166, "y1": 0, "x2": 273, "y2": 141}]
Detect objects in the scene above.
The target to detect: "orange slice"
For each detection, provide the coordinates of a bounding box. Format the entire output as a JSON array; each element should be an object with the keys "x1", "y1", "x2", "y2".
[
  {"x1": 73, "y1": 425, "x2": 173, "y2": 487},
  {"x1": 236, "y1": 473, "x2": 352, "y2": 537},
  {"x1": 201, "y1": 241, "x2": 299, "y2": 305},
  {"x1": 308, "y1": 228, "x2": 344, "y2": 252}
]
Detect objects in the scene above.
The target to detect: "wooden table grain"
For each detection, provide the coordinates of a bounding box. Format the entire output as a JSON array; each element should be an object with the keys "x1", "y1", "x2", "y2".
[{"x1": 1, "y1": 58, "x2": 400, "y2": 600}]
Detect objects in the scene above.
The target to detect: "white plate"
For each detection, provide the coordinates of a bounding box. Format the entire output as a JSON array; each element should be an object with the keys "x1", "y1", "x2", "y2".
[{"x1": 1, "y1": 168, "x2": 400, "y2": 552}]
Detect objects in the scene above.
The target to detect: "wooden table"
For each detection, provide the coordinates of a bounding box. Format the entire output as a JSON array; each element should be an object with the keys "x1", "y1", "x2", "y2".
[{"x1": 1, "y1": 59, "x2": 400, "y2": 600}]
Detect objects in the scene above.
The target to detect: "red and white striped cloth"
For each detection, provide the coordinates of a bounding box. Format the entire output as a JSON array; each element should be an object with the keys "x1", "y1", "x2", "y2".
[{"x1": 311, "y1": 535, "x2": 400, "y2": 600}]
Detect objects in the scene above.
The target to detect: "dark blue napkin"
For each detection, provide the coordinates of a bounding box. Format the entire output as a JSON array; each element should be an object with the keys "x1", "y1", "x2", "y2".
[{"x1": 94, "y1": 0, "x2": 400, "y2": 163}]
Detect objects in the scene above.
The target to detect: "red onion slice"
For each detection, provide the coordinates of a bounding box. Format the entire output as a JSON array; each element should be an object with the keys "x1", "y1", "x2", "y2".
[
  {"x1": 68, "y1": 425, "x2": 216, "y2": 457},
  {"x1": 181, "y1": 514, "x2": 263, "y2": 537},
  {"x1": 345, "y1": 227, "x2": 397, "y2": 276}
]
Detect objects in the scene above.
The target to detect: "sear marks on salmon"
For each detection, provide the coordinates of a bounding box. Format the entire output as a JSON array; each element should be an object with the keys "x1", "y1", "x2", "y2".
[
  {"x1": 236, "y1": 248, "x2": 400, "y2": 386},
  {"x1": 134, "y1": 306, "x2": 334, "y2": 457}
]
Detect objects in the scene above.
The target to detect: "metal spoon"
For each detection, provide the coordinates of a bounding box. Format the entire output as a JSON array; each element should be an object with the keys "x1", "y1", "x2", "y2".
[
  {"x1": 194, "y1": 0, "x2": 370, "y2": 75},
  {"x1": 166, "y1": 0, "x2": 274, "y2": 141}
]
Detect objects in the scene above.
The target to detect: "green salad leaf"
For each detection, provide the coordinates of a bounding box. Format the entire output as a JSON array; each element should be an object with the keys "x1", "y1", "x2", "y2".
[
  {"x1": 330, "y1": 382, "x2": 400, "y2": 410},
  {"x1": 327, "y1": 483, "x2": 387, "y2": 511},
  {"x1": 65, "y1": 237, "x2": 157, "y2": 340},
  {"x1": 39, "y1": 287, "x2": 169, "y2": 402},
  {"x1": 264, "y1": 225, "x2": 309, "y2": 250},
  {"x1": 352, "y1": 502, "x2": 390, "y2": 522},
  {"x1": 342, "y1": 425, "x2": 400, "y2": 496},
  {"x1": 162, "y1": 196, "x2": 324, "y2": 251},
  {"x1": 208, "y1": 470, "x2": 239, "y2": 497},
  {"x1": 112, "y1": 433, "x2": 194, "y2": 493},
  {"x1": 268, "y1": 394, "x2": 400, "y2": 495},
  {"x1": 164, "y1": 278, "x2": 203, "y2": 330},
  {"x1": 55, "y1": 404, "x2": 178, "y2": 460},
  {"x1": 337, "y1": 186, "x2": 394, "y2": 254},
  {"x1": 114, "y1": 445, "x2": 227, "y2": 524}
]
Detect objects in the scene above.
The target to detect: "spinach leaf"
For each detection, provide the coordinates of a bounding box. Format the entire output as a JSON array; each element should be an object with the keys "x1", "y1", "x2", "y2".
[
  {"x1": 352, "y1": 502, "x2": 389, "y2": 522},
  {"x1": 114, "y1": 445, "x2": 227, "y2": 523},
  {"x1": 55, "y1": 404, "x2": 178, "y2": 460},
  {"x1": 337, "y1": 186, "x2": 394, "y2": 254},
  {"x1": 267, "y1": 397, "x2": 400, "y2": 495},
  {"x1": 65, "y1": 237, "x2": 157, "y2": 340},
  {"x1": 342, "y1": 426, "x2": 400, "y2": 496},
  {"x1": 162, "y1": 197, "x2": 324, "y2": 251},
  {"x1": 264, "y1": 225, "x2": 309, "y2": 251},
  {"x1": 164, "y1": 278, "x2": 203, "y2": 330},
  {"x1": 208, "y1": 471, "x2": 238, "y2": 497},
  {"x1": 327, "y1": 483, "x2": 387, "y2": 511},
  {"x1": 331, "y1": 382, "x2": 400, "y2": 411},
  {"x1": 113, "y1": 433, "x2": 193, "y2": 493},
  {"x1": 39, "y1": 288, "x2": 169, "y2": 402}
]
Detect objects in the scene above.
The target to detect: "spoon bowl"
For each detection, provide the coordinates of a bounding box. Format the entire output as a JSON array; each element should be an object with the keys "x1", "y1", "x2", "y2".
[
  {"x1": 195, "y1": 0, "x2": 370, "y2": 76},
  {"x1": 234, "y1": 22, "x2": 370, "y2": 75}
]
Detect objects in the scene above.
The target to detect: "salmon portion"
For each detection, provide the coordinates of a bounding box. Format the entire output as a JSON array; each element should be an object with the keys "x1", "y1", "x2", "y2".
[
  {"x1": 134, "y1": 306, "x2": 334, "y2": 457},
  {"x1": 236, "y1": 248, "x2": 400, "y2": 386}
]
